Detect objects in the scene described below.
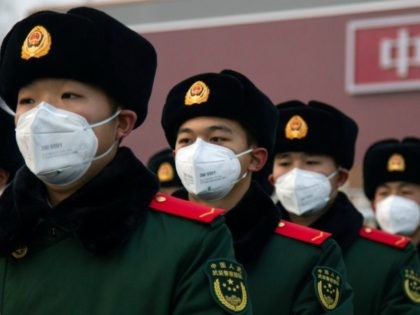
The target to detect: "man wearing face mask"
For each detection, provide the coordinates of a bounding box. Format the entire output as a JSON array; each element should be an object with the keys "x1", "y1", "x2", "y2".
[
  {"x1": 363, "y1": 137, "x2": 420, "y2": 253},
  {"x1": 0, "y1": 104, "x2": 23, "y2": 195},
  {"x1": 162, "y1": 70, "x2": 354, "y2": 314},
  {"x1": 269, "y1": 100, "x2": 420, "y2": 314},
  {"x1": 0, "y1": 7, "x2": 251, "y2": 315}
]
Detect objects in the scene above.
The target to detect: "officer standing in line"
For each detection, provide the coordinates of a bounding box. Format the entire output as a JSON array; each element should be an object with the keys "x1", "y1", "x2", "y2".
[
  {"x1": 0, "y1": 7, "x2": 251, "y2": 314},
  {"x1": 269, "y1": 100, "x2": 420, "y2": 314},
  {"x1": 147, "y1": 148, "x2": 183, "y2": 195},
  {"x1": 0, "y1": 105, "x2": 23, "y2": 194},
  {"x1": 363, "y1": 137, "x2": 420, "y2": 251},
  {"x1": 161, "y1": 70, "x2": 354, "y2": 314}
]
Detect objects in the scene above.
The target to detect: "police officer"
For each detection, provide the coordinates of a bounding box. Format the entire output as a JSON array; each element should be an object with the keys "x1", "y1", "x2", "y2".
[
  {"x1": 269, "y1": 100, "x2": 420, "y2": 314},
  {"x1": 0, "y1": 7, "x2": 250, "y2": 315},
  {"x1": 147, "y1": 148, "x2": 182, "y2": 194},
  {"x1": 363, "y1": 137, "x2": 420, "y2": 251},
  {"x1": 0, "y1": 104, "x2": 23, "y2": 194},
  {"x1": 162, "y1": 70, "x2": 354, "y2": 314}
]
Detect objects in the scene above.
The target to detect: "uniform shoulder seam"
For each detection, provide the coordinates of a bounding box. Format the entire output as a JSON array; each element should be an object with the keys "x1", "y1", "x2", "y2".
[
  {"x1": 358, "y1": 227, "x2": 411, "y2": 249},
  {"x1": 149, "y1": 193, "x2": 225, "y2": 223},
  {"x1": 274, "y1": 220, "x2": 332, "y2": 245}
]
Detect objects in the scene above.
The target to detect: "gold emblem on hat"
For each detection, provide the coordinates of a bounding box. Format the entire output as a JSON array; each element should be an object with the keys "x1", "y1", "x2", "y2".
[
  {"x1": 314, "y1": 267, "x2": 341, "y2": 311},
  {"x1": 285, "y1": 115, "x2": 308, "y2": 139},
  {"x1": 21, "y1": 25, "x2": 52, "y2": 60},
  {"x1": 185, "y1": 81, "x2": 210, "y2": 106},
  {"x1": 157, "y1": 162, "x2": 175, "y2": 183},
  {"x1": 402, "y1": 268, "x2": 420, "y2": 303},
  {"x1": 387, "y1": 153, "x2": 405, "y2": 172}
]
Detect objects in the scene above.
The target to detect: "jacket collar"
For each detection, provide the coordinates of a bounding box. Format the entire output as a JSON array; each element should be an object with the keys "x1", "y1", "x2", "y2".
[
  {"x1": 173, "y1": 181, "x2": 281, "y2": 264},
  {"x1": 0, "y1": 147, "x2": 159, "y2": 256},
  {"x1": 280, "y1": 192, "x2": 363, "y2": 251}
]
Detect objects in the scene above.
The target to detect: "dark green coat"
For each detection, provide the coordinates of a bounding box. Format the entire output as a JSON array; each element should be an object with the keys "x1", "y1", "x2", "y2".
[
  {"x1": 175, "y1": 182, "x2": 354, "y2": 314},
  {"x1": 0, "y1": 148, "x2": 251, "y2": 315},
  {"x1": 282, "y1": 192, "x2": 420, "y2": 314}
]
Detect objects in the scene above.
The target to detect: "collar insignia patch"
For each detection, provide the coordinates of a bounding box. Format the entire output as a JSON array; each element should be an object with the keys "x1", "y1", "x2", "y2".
[
  {"x1": 285, "y1": 115, "x2": 308, "y2": 139},
  {"x1": 157, "y1": 162, "x2": 174, "y2": 182},
  {"x1": 185, "y1": 81, "x2": 210, "y2": 105},
  {"x1": 313, "y1": 266, "x2": 342, "y2": 311},
  {"x1": 402, "y1": 268, "x2": 420, "y2": 304},
  {"x1": 21, "y1": 25, "x2": 51, "y2": 60},
  {"x1": 205, "y1": 259, "x2": 248, "y2": 314},
  {"x1": 387, "y1": 153, "x2": 405, "y2": 172}
]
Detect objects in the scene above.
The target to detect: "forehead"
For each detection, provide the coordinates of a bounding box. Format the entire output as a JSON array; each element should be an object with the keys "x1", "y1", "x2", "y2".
[
  {"x1": 18, "y1": 78, "x2": 105, "y2": 95},
  {"x1": 377, "y1": 181, "x2": 420, "y2": 191},
  {"x1": 274, "y1": 151, "x2": 335, "y2": 161},
  {"x1": 178, "y1": 116, "x2": 247, "y2": 135}
]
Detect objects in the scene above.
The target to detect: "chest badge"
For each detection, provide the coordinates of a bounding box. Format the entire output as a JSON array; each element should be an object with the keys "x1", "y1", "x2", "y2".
[
  {"x1": 313, "y1": 267, "x2": 342, "y2": 311},
  {"x1": 402, "y1": 268, "x2": 420, "y2": 303},
  {"x1": 205, "y1": 259, "x2": 248, "y2": 314}
]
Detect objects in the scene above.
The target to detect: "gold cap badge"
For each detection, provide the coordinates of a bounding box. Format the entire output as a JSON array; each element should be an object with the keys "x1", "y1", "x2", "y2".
[
  {"x1": 21, "y1": 25, "x2": 52, "y2": 60},
  {"x1": 185, "y1": 81, "x2": 210, "y2": 106},
  {"x1": 285, "y1": 115, "x2": 308, "y2": 140},
  {"x1": 387, "y1": 153, "x2": 405, "y2": 172},
  {"x1": 157, "y1": 162, "x2": 175, "y2": 183}
]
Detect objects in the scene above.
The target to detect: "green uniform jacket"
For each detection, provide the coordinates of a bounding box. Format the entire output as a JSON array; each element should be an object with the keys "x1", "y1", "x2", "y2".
[
  {"x1": 0, "y1": 148, "x2": 251, "y2": 315},
  {"x1": 282, "y1": 192, "x2": 420, "y2": 314},
  {"x1": 175, "y1": 182, "x2": 354, "y2": 314}
]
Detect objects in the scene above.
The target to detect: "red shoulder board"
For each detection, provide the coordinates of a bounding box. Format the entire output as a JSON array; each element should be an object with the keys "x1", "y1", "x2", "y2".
[
  {"x1": 359, "y1": 227, "x2": 411, "y2": 249},
  {"x1": 274, "y1": 220, "x2": 332, "y2": 245},
  {"x1": 149, "y1": 193, "x2": 225, "y2": 223}
]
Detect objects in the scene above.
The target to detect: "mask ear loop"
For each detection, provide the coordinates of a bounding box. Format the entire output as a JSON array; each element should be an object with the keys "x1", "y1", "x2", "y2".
[{"x1": 88, "y1": 109, "x2": 121, "y2": 129}]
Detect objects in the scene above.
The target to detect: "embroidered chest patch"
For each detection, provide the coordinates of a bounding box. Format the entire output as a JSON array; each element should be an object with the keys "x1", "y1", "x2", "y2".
[
  {"x1": 313, "y1": 266, "x2": 342, "y2": 311},
  {"x1": 205, "y1": 259, "x2": 248, "y2": 314},
  {"x1": 402, "y1": 268, "x2": 420, "y2": 304}
]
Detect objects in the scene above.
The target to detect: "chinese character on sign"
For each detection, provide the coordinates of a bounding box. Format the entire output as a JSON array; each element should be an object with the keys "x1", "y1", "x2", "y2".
[{"x1": 346, "y1": 14, "x2": 420, "y2": 94}]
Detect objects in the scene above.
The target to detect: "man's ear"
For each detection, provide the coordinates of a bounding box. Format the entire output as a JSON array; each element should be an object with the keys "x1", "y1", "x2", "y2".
[
  {"x1": 268, "y1": 174, "x2": 275, "y2": 186},
  {"x1": 336, "y1": 168, "x2": 349, "y2": 188},
  {"x1": 116, "y1": 109, "x2": 137, "y2": 140},
  {"x1": 247, "y1": 147, "x2": 268, "y2": 172}
]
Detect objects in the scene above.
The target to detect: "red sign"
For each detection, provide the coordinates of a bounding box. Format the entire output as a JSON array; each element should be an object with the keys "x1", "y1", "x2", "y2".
[{"x1": 346, "y1": 14, "x2": 420, "y2": 94}]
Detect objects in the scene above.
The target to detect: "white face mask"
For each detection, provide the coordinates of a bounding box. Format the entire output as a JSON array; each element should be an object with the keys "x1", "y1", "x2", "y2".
[
  {"x1": 275, "y1": 168, "x2": 337, "y2": 216},
  {"x1": 375, "y1": 195, "x2": 420, "y2": 235},
  {"x1": 175, "y1": 138, "x2": 252, "y2": 201},
  {"x1": 15, "y1": 102, "x2": 120, "y2": 186}
]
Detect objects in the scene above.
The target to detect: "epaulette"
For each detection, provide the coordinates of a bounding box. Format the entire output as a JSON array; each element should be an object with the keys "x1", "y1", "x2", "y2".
[
  {"x1": 149, "y1": 193, "x2": 225, "y2": 223},
  {"x1": 359, "y1": 227, "x2": 411, "y2": 249},
  {"x1": 274, "y1": 220, "x2": 332, "y2": 245}
]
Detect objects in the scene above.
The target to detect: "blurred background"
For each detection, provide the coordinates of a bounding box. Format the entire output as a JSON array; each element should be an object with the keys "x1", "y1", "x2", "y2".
[{"x1": 1, "y1": 0, "x2": 420, "y2": 223}]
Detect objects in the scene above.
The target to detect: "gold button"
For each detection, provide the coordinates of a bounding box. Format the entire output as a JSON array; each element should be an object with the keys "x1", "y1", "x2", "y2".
[
  {"x1": 279, "y1": 222, "x2": 286, "y2": 228},
  {"x1": 12, "y1": 246, "x2": 28, "y2": 259},
  {"x1": 365, "y1": 228, "x2": 372, "y2": 233},
  {"x1": 156, "y1": 195, "x2": 166, "y2": 203}
]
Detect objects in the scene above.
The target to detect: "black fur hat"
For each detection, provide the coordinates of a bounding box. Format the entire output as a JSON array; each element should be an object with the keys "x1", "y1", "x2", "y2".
[
  {"x1": 363, "y1": 137, "x2": 420, "y2": 200},
  {"x1": 161, "y1": 69, "x2": 278, "y2": 154},
  {"x1": 274, "y1": 100, "x2": 358, "y2": 170},
  {"x1": 0, "y1": 7, "x2": 156, "y2": 128}
]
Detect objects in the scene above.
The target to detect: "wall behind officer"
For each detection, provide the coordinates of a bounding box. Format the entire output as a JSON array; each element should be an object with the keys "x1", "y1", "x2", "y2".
[
  {"x1": 363, "y1": 137, "x2": 420, "y2": 249},
  {"x1": 147, "y1": 147, "x2": 183, "y2": 195},
  {"x1": 0, "y1": 105, "x2": 23, "y2": 194},
  {"x1": 269, "y1": 100, "x2": 420, "y2": 314},
  {"x1": 0, "y1": 7, "x2": 250, "y2": 315},
  {"x1": 162, "y1": 70, "x2": 354, "y2": 314}
]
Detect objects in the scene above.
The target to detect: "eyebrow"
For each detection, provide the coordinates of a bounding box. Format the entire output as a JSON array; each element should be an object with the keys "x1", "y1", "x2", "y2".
[{"x1": 177, "y1": 125, "x2": 233, "y2": 135}]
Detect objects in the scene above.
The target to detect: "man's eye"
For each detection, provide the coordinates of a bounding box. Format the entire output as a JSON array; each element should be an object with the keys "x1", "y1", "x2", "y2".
[
  {"x1": 209, "y1": 137, "x2": 225, "y2": 143},
  {"x1": 18, "y1": 98, "x2": 35, "y2": 105},
  {"x1": 62, "y1": 92, "x2": 79, "y2": 99}
]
